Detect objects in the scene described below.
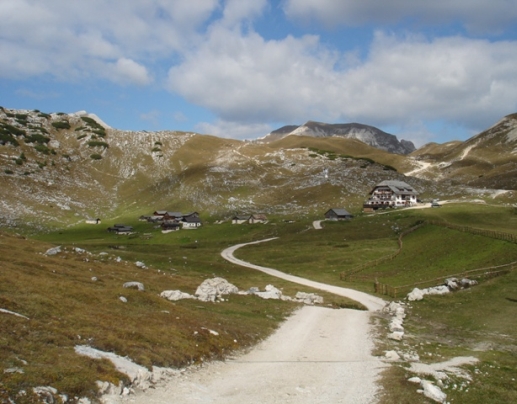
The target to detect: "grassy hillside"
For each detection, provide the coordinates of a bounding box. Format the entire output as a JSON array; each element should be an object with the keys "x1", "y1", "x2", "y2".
[
  {"x1": 2, "y1": 203, "x2": 517, "y2": 402},
  {"x1": 3, "y1": 107, "x2": 515, "y2": 231}
]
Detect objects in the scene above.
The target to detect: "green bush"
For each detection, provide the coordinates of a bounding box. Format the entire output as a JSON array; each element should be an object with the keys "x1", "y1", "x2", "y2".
[
  {"x1": 38, "y1": 112, "x2": 51, "y2": 119},
  {"x1": 34, "y1": 144, "x2": 51, "y2": 155},
  {"x1": 151, "y1": 147, "x2": 162, "y2": 152},
  {"x1": 51, "y1": 121, "x2": 71, "y2": 130},
  {"x1": 87, "y1": 141, "x2": 109, "y2": 149},
  {"x1": 0, "y1": 133, "x2": 19, "y2": 146},
  {"x1": 15, "y1": 158, "x2": 23, "y2": 165},
  {"x1": 90, "y1": 153, "x2": 102, "y2": 160},
  {"x1": 92, "y1": 129, "x2": 106, "y2": 138},
  {"x1": 25, "y1": 134, "x2": 50, "y2": 144},
  {"x1": 77, "y1": 134, "x2": 87, "y2": 140},
  {"x1": 1, "y1": 122, "x2": 26, "y2": 137},
  {"x1": 4, "y1": 169, "x2": 13, "y2": 174}
]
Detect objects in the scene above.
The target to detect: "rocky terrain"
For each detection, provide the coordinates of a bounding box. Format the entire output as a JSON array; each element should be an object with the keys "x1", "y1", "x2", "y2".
[
  {"x1": 1, "y1": 107, "x2": 516, "y2": 228},
  {"x1": 262, "y1": 121, "x2": 416, "y2": 154}
]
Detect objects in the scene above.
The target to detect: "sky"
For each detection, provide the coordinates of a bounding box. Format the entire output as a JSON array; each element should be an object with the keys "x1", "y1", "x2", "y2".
[{"x1": 1, "y1": 0, "x2": 517, "y2": 147}]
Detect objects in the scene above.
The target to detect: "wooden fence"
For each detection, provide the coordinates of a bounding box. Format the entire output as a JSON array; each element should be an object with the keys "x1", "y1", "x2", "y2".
[
  {"x1": 340, "y1": 222, "x2": 424, "y2": 281},
  {"x1": 374, "y1": 262, "x2": 516, "y2": 298},
  {"x1": 339, "y1": 220, "x2": 517, "y2": 298}
]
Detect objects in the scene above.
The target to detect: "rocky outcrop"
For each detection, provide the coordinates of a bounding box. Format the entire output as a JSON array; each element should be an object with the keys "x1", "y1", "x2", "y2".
[{"x1": 264, "y1": 121, "x2": 416, "y2": 155}]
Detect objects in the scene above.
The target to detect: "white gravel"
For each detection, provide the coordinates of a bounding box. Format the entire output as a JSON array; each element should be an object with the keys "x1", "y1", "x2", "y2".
[
  {"x1": 121, "y1": 306, "x2": 387, "y2": 404},
  {"x1": 112, "y1": 239, "x2": 388, "y2": 404}
]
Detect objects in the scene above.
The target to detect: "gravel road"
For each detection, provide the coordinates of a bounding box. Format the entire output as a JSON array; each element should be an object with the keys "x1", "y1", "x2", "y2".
[{"x1": 118, "y1": 240, "x2": 388, "y2": 404}]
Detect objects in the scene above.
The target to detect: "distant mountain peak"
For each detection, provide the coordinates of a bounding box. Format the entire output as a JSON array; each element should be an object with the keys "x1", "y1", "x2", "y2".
[{"x1": 262, "y1": 121, "x2": 415, "y2": 155}]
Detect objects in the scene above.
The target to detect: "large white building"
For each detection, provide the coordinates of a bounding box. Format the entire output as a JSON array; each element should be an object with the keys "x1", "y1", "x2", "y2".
[{"x1": 363, "y1": 180, "x2": 419, "y2": 211}]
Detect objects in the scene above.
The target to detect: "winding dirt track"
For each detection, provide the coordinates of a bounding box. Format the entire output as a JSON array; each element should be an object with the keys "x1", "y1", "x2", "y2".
[
  {"x1": 221, "y1": 238, "x2": 386, "y2": 311},
  {"x1": 121, "y1": 240, "x2": 387, "y2": 404}
]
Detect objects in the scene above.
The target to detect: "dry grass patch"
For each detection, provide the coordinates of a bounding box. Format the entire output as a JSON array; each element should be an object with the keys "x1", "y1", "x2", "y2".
[{"x1": 0, "y1": 232, "x2": 298, "y2": 401}]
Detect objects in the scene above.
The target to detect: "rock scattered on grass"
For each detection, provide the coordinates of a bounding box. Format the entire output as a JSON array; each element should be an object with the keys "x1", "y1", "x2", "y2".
[{"x1": 123, "y1": 282, "x2": 144, "y2": 291}]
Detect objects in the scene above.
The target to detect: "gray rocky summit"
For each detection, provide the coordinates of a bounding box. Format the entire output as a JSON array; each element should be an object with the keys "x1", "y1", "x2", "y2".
[{"x1": 263, "y1": 121, "x2": 416, "y2": 155}]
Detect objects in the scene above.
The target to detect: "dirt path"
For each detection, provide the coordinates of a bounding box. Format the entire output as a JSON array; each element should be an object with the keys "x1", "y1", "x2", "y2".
[
  {"x1": 115, "y1": 240, "x2": 387, "y2": 404},
  {"x1": 221, "y1": 238, "x2": 385, "y2": 311}
]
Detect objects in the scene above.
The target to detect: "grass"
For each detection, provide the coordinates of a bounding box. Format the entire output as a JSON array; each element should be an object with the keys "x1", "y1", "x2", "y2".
[{"x1": 2, "y1": 203, "x2": 517, "y2": 402}]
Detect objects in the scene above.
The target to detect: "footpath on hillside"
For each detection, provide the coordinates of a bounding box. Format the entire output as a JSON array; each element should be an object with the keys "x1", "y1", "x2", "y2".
[{"x1": 114, "y1": 240, "x2": 387, "y2": 404}]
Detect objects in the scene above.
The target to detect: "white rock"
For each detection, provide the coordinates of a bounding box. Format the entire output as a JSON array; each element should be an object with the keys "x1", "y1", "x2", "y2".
[
  {"x1": 407, "y1": 288, "x2": 424, "y2": 301},
  {"x1": 135, "y1": 261, "x2": 147, "y2": 269},
  {"x1": 424, "y1": 285, "x2": 450, "y2": 295},
  {"x1": 294, "y1": 292, "x2": 323, "y2": 305},
  {"x1": 384, "y1": 350, "x2": 401, "y2": 361},
  {"x1": 123, "y1": 282, "x2": 145, "y2": 291},
  {"x1": 408, "y1": 376, "x2": 421, "y2": 384},
  {"x1": 389, "y1": 318, "x2": 404, "y2": 332},
  {"x1": 195, "y1": 277, "x2": 239, "y2": 302},
  {"x1": 119, "y1": 296, "x2": 127, "y2": 303},
  {"x1": 160, "y1": 290, "x2": 196, "y2": 301},
  {"x1": 33, "y1": 386, "x2": 58, "y2": 402},
  {"x1": 44, "y1": 246, "x2": 61, "y2": 256},
  {"x1": 388, "y1": 331, "x2": 404, "y2": 341},
  {"x1": 421, "y1": 380, "x2": 447, "y2": 403}
]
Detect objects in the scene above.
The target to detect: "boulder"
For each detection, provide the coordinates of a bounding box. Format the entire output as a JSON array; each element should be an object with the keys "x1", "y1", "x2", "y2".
[
  {"x1": 294, "y1": 292, "x2": 323, "y2": 305},
  {"x1": 195, "y1": 277, "x2": 239, "y2": 302},
  {"x1": 252, "y1": 284, "x2": 283, "y2": 300},
  {"x1": 407, "y1": 288, "x2": 424, "y2": 301},
  {"x1": 160, "y1": 290, "x2": 196, "y2": 301},
  {"x1": 460, "y1": 278, "x2": 478, "y2": 288},
  {"x1": 384, "y1": 350, "x2": 401, "y2": 361},
  {"x1": 388, "y1": 331, "x2": 404, "y2": 341},
  {"x1": 420, "y1": 380, "x2": 447, "y2": 403},
  {"x1": 424, "y1": 285, "x2": 450, "y2": 295},
  {"x1": 44, "y1": 246, "x2": 61, "y2": 256},
  {"x1": 123, "y1": 282, "x2": 145, "y2": 291}
]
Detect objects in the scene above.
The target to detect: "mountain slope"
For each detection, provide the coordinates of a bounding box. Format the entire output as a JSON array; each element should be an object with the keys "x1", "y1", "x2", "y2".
[
  {"x1": 405, "y1": 113, "x2": 517, "y2": 189},
  {"x1": 262, "y1": 121, "x2": 416, "y2": 155},
  {"x1": 1, "y1": 107, "x2": 516, "y2": 228}
]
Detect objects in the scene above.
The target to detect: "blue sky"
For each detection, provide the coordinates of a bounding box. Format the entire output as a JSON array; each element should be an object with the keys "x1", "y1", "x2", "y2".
[{"x1": 1, "y1": 0, "x2": 517, "y2": 147}]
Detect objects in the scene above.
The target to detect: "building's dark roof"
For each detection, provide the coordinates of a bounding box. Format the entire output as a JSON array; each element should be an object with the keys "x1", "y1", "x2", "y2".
[
  {"x1": 371, "y1": 180, "x2": 418, "y2": 195},
  {"x1": 182, "y1": 216, "x2": 201, "y2": 223},
  {"x1": 233, "y1": 215, "x2": 251, "y2": 220},
  {"x1": 326, "y1": 208, "x2": 353, "y2": 217}
]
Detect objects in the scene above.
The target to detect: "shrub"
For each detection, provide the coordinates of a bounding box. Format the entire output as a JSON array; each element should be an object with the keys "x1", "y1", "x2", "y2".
[
  {"x1": 0, "y1": 122, "x2": 26, "y2": 137},
  {"x1": 4, "y1": 169, "x2": 13, "y2": 174},
  {"x1": 0, "y1": 133, "x2": 19, "y2": 146},
  {"x1": 34, "y1": 144, "x2": 51, "y2": 155},
  {"x1": 151, "y1": 147, "x2": 162, "y2": 152},
  {"x1": 25, "y1": 134, "x2": 50, "y2": 144},
  {"x1": 51, "y1": 121, "x2": 71, "y2": 130},
  {"x1": 77, "y1": 134, "x2": 87, "y2": 140},
  {"x1": 15, "y1": 158, "x2": 23, "y2": 165},
  {"x1": 38, "y1": 112, "x2": 51, "y2": 119},
  {"x1": 154, "y1": 141, "x2": 163, "y2": 146},
  {"x1": 92, "y1": 129, "x2": 106, "y2": 138},
  {"x1": 87, "y1": 141, "x2": 109, "y2": 149},
  {"x1": 90, "y1": 153, "x2": 102, "y2": 160}
]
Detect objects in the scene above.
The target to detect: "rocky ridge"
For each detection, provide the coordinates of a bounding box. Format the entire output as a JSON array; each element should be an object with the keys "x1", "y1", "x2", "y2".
[
  {"x1": 1, "y1": 107, "x2": 515, "y2": 228},
  {"x1": 263, "y1": 121, "x2": 416, "y2": 155}
]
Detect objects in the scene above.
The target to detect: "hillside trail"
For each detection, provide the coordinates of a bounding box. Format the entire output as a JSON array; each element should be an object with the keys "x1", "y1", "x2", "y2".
[{"x1": 120, "y1": 240, "x2": 387, "y2": 404}]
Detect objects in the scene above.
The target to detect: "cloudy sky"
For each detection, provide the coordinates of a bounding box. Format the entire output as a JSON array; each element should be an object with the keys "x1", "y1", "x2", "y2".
[{"x1": 1, "y1": 0, "x2": 517, "y2": 146}]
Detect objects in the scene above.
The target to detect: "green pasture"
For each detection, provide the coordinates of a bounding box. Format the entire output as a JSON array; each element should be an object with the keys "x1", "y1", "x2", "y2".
[{"x1": 5, "y1": 202, "x2": 517, "y2": 403}]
